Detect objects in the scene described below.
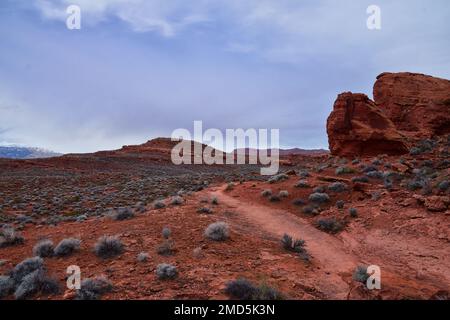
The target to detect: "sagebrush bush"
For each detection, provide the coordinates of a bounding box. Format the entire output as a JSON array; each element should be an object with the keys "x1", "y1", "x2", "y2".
[
  {"x1": 309, "y1": 192, "x2": 330, "y2": 204},
  {"x1": 137, "y1": 252, "x2": 149, "y2": 262},
  {"x1": 352, "y1": 176, "x2": 369, "y2": 183},
  {"x1": 0, "y1": 227, "x2": 24, "y2": 248},
  {"x1": 313, "y1": 186, "x2": 326, "y2": 193},
  {"x1": 316, "y1": 218, "x2": 344, "y2": 234},
  {"x1": 153, "y1": 200, "x2": 166, "y2": 209},
  {"x1": 328, "y1": 182, "x2": 348, "y2": 193},
  {"x1": 349, "y1": 208, "x2": 358, "y2": 218},
  {"x1": 268, "y1": 174, "x2": 289, "y2": 184},
  {"x1": 94, "y1": 236, "x2": 124, "y2": 259},
  {"x1": 366, "y1": 170, "x2": 383, "y2": 179},
  {"x1": 292, "y1": 198, "x2": 306, "y2": 206},
  {"x1": 76, "y1": 276, "x2": 112, "y2": 300},
  {"x1": 269, "y1": 195, "x2": 281, "y2": 202},
  {"x1": 54, "y1": 238, "x2": 81, "y2": 257},
  {"x1": 362, "y1": 165, "x2": 378, "y2": 173},
  {"x1": 162, "y1": 227, "x2": 171, "y2": 239},
  {"x1": 281, "y1": 234, "x2": 310, "y2": 261},
  {"x1": 225, "y1": 278, "x2": 282, "y2": 300},
  {"x1": 335, "y1": 166, "x2": 355, "y2": 175},
  {"x1": 157, "y1": 240, "x2": 174, "y2": 256},
  {"x1": 33, "y1": 239, "x2": 54, "y2": 258},
  {"x1": 225, "y1": 182, "x2": 235, "y2": 191},
  {"x1": 211, "y1": 197, "x2": 219, "y2": 205},
  {"x1": 302, "y1": 205, "x2": 318, "y2": 215},
  {"x1": 170, "y1": 196, "x2": 184, "y2": 205},
  {"x1": 295, "y1": 180, "x2": 310, "y2": 188},
  {"x1": 10, "y1": 256, "x2": 44, "y2": 283},
  {"x1": 0, "y1": 276, "x2": 14, "y2": 298},
  {"x1": 278, "y1": 190, "x2": 289, "y2": 198},
  {"x1": 298, "y1": 170, "x2": 310, "y2": 178},
  {"x1": 204, "y1": 222, "x2": 229, "y2": 241},
  {"x1": 384, "y1": 177, "x2": 393, "y2": 190},
  {"x1": 261, "y1": 189, "x2": 272, "y2": 197},
  {"x1": 156, "y1": 263, "x2": 178, "y2": 280},
  {"x1": 336, "y1": 200, "x2": 345, "y2": 209},
  {"x1": 438, "y1": 180, "x2": 449, "y2": 191},
  {"x1": 197, "y1": 207, "x2": 213, "y2": 214},
  {"x1": 111, "y1": 207, "x2": 135, "y2": 221},
  {"x1": 353, "y1": 265, "x2": 369, "y2": 283},
  {"x1": 14, "y1": 269, "x2": 60, "y2": 300}
]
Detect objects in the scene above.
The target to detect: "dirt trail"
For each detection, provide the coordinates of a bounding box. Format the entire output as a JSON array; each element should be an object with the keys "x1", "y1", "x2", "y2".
[{"x1": 209, "y1": 188, "x2": 359, "y2": 299}]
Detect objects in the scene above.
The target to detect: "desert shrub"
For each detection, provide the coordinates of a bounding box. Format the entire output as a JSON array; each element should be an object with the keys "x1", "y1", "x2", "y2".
[
  {"x1": 170, "y1": 196, "x2": 184, "y2": 205},
  {"x1": 372, "y1": 158, "x2": 382, "y2": 166},
  {"x1": 281, "y1": 234, "x2": 310, "y2": 261},
  {"x1": 295, "y1": 180, "x2": 310, "y2": 188},
  {"x1": 224, "y1": 278, "x2": 257, "y2": 300},
  {"x1": 10, "y1": 257, "x2": 44, "y2": 283},
  {"x1": 316, "y1": 218, "x2": 344, "y2": 234},
  {"x1": 313, "y1": 186, "x2": 326, "y2": 193},
  {"x1": 352, "y1": 176, "x2": 369, "y2": 183},
  {"x1": 336, "y1": 200, "x2": 345, "y2": 209},
  {"x1": 76, "y1": 276, "x2": 112, "y2": 300},
  {"x1": 362, "y1": 165, "x2": 377, "y2": 173},
  {"x1": 156, "y1": 263, "x2": 178, "y2": 280},
  {"x1": 353, "y1": 265, "x2": 369, "y2": 283},
  {"x1": 366, "y1": 170, "x2": 383, "y2": 179},
  {"x1": 0, "y1": 276, "x2": 14, "y2": 298},
  {"x1": 371, "y1": 191, "x2": 381, "y2": 201},
  {"x1": 157, "y1": 240, "x2": 174, "y2": 256},
  {"x1": 197, "y1": 207, "x2": 213, "y2": 214},
  {"x1": 328, "y1": 182, "x2": 349, "y2": 193},
  {"x1": 33, "y1": 239, "x2": 54, "y2": 258},
  {"x1": 14, "y1": 269, "x2": 60, "y2": 300},
  {"x1": 410, "y1": 139, "x2": 436, "y2": 155},
  {"x1": 384, "y1": 177, "x2": 393, "y2": 190},
  {"x1": 225, "y1": 182, "x2": 235, "y2": 191},
  {"x1": 269, "y1": 195, "x2": 281, "y2": 202},
  {"x1": 162, "y1": 227, "x2": 171, "y2": 239},
  {"x1": 54, "y1": 238, "x2": 81, "y2": 257},
  {"x1": 438, "y1": 180, "x2": 449, "y2": 191},
  {"x1": 335, "y1": 166, "x2": 355, "y2": 175},
  {"x1": 110, "y1": 207, "x2": 134, "y2": 221},
  {"x1": 225, "y1": 278, "x2": 282, "y2": 300},
  {"x1": 94, "y1": 236, "x2": 124, "y2": 259},
  {"x1": 302, "y1": 205, "x2": 318, "y2": 215},
  {"x1": 352, "y1": 158, "x2": 361, "y2": 165},
  {"x1": 349, "y1": 208, "x2": 358, "y2": 218},
  {"x1": 407, "y1": 177, "x2": 429, "y2": 191},
  {"x1": 0, "y1": 227, "x2": 24, "y2": 248},
  {"x1": 268, "y1": 174, "x2": 289, "y2": 184},
  {"x1": 211, "y1": 197, "x2": 219, "y2": 205},
  {"x1": 137, "y1": 252, "x2": 149, "y2": 262},
  {"x1": 309, "y1": 192, "x2": 330, "y2": 204},
  {"x1": 261, "y1": 189, "x2": 272, "y2": 197},
  {"x1": 298, "y1": 170, "x2": 310, "y2": 178},
  {"x1": 153, "y1": 200, "x2": 166, "y2": 209},
  {"x1": 204, "y1": 222, "x2": 229, "y2": 241},
  {"x1": 292, "y1": 198, "x2": 306, "y2": 206},
  {"x1": 278, "y1": 190, "x2": 289, "y2": 198}
]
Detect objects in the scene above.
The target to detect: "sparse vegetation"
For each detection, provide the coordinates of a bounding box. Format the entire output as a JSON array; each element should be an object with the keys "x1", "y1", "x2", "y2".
[
  {"x1": 309, "y1": 192, "x2": 330, "y2": 203},
  {"x1": 302, "y1": 205, "x2": 318, "y2": 216},
  {"x1": 162, "y1": 227, "x2": 171, "y2": 239},
  {"x1": 328, "y1": 182, "x2": 348, "y2": 193},
  {"x1": 10, "y1": 257, "x2": 44, "y2": 283},
  {"x1": 110, "y1": 207, "x2": 135, "y2": 221},
  {"x1": 353, "y1": 265, "x2": 369, "y2": 283},
  {"x1": 269, "y1": 195, "x2": 281, "y2": 202},
  {"x1": 316, "y1": 218, "x2": 344, "y2": 233},
  {"x1": 349, "y1": 208, "x2": 358, "y2": 218},
  {"x1": 170, "y1": 196, "x2": 184, "y2": 205},
  {"x1": 76, "y1": 276, "x2": 112, "y2": 300},
  {"x1": 0, "y1": 276, "x2": 14, "y2": 298},
  {"x1": 438, "y1": 180, "x2": 449, "y2": 191},
  {"x1": 295, "y1": 180, "x2": 310, "y2": 188},
  {"x1": 335, "y1": 166, "x2": 355, "y2": 175},
  {"x1": 261, "y1": 189, "x2": 272, "y2": 197},
  {"x1": 278, "y1": 190, "x2": 289, "y2": 198},
  {"x1": 292, "y1": 198, "x2": 306, "y2": 206},
  {"x1": 211, "y1": 196, "x2": 219, "y2": 205},
  {"x1": 281, "y1": 234, "x2": 310, "y2": 261},
  {"x1": 94, "y1": 236, "x2": 124, "y2": 259},
  {"x1": 156, "y1": 263, "x2": 178, "y2": 280},
  {"x1": 204, "y1": 222, "x2": 229, "y2": 241},
  {"x1": 0, "y1": 227, "x2": 24, "y2": 248},
  {"x1": 225, "y1": 182, "x2": 235, "y2": 191},
  {"x1": 157, "y1": 240, "x2": 175, "y2": 256},
  {"x1": 336, "y1": 200, "x2": 345, "y2": 209},
  {"x1": 137, "y1": 252, "x2": 149, "y2": 262},
  {"x1": 54, "y1": 238, "x2": 81, "y2": 257},
  {"x1": 153, "y1": 200, "x2": 166, "y2": 209},
  {"x1": 197, "y1": 207, "x2": 213, "y2": 214},
  {"x1": 33, "y1": 239, "x2": 54, "y2": 258},
  {"x1": 268, "y1": 173, "x2": 289, "y2": 184},
  {"x1": 225, "y1": 278, "x2": 282, "y2": 300},
  {"x1": 14, "y1": 269, "x2": 60, "y2": 300},
  {"x1": 352, "y1": 176, "x2": 369, "y2": 183}
]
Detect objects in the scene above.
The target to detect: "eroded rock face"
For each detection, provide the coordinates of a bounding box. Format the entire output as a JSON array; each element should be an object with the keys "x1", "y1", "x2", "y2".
[
  {"x1": 374, "y1": 72, "x2": 450, "y2": 138},
  {"x1": 327, "y1": 72, "x2": 450, "y2": 157},
  {"x1": 326, "y1": 92, "x2": 409, "y2": 157}
]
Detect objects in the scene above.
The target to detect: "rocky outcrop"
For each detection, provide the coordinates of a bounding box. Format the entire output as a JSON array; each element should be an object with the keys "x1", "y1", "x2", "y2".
[
  {"x1": 327, "y1": 72, "x2": 450, "y2": 157},
  {"x1": 374, "y1": 72, "x2": 450, "y2": 138},
  {"x1": 326, "y1": 92, "x2": 409, "y2": 157}
]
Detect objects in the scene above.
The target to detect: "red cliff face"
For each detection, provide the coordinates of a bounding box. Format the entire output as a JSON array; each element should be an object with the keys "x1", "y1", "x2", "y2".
[
  {"x1": 326, "y1": 92, "x2": 409, "y2": 157},
  {"x1": 374, "y1": 72, "x2": 450, "y2": 138},
  {"x1": 327, "y1": 72, "x2": 450, "y2": 157}
]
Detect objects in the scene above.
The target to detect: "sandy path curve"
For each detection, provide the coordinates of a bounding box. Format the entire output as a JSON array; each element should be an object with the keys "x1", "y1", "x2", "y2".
[{"x1": 209, "y1": 187, "x2": 360, "y2": 299}]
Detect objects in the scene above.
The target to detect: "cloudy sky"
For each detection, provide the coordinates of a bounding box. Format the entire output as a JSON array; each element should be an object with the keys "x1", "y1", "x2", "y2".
[{"x1": 0, "y1": 0, "x2": 449, "y2": 153}]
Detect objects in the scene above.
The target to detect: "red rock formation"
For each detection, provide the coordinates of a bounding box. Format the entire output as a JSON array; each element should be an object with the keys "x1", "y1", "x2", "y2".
[
  {"x1": 374, "y1": 72, "x2": 450, "y2": 138},
  {"x1": 327, "y1": 92, "x2": 409, "y2": 157}
]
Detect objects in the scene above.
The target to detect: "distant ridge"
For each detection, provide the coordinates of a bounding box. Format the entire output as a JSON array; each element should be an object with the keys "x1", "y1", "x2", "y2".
[{"x1": 0, "y1": 146, "x2": 62, "y2": 159}]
